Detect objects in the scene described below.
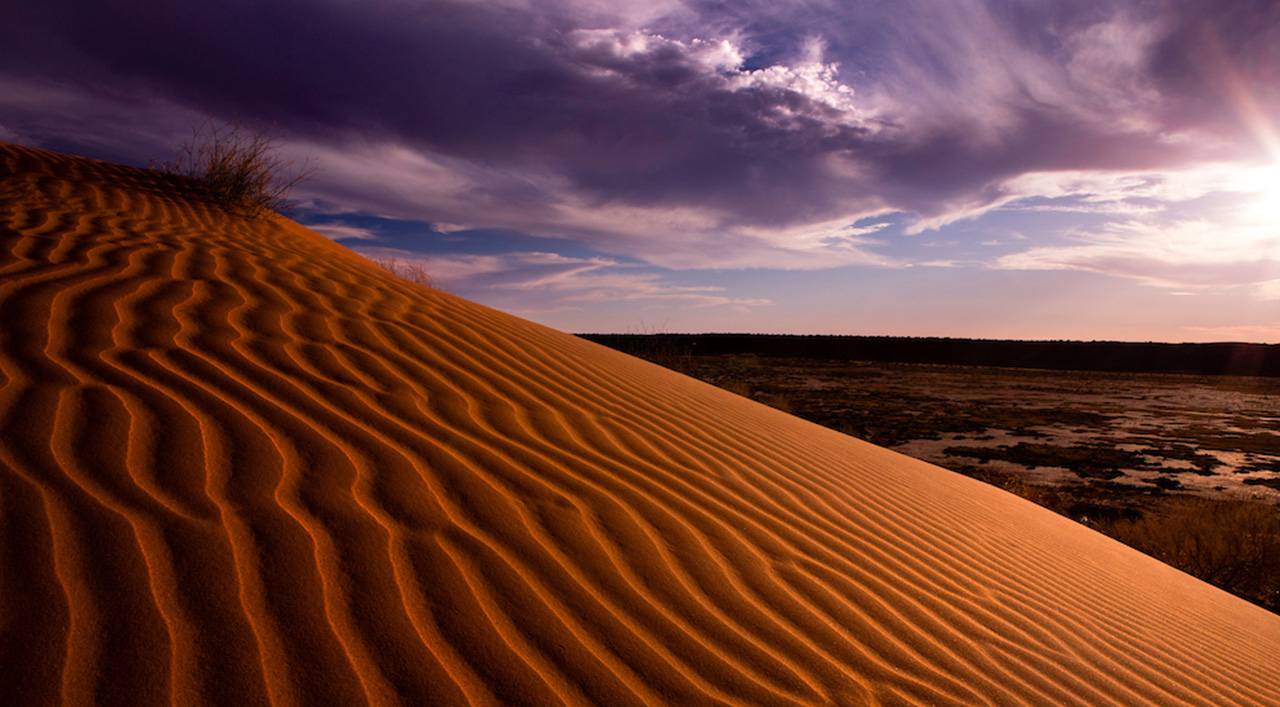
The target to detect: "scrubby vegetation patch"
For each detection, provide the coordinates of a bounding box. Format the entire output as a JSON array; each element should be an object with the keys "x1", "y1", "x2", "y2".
[{"x1": 155, "y1": 118, "x2": 315, "y2": 217}]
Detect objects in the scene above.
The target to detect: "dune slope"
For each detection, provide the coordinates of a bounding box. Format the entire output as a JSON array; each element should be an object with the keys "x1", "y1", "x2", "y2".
[{"x1": 1, "y1": 142, "x2": 1278, "y2": 707}]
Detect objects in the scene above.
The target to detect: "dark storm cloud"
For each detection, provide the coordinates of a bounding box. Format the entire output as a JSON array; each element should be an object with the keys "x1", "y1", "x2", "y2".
[
  {"x1": 3, "y1": 1, "x2": 874, "y2": 220},
  {"x1": 3, "y1": 0, "x2": 1278, "y2": 263},
  {"x1": 2, "y1": 1, "x2": 560, "y2": 150}
]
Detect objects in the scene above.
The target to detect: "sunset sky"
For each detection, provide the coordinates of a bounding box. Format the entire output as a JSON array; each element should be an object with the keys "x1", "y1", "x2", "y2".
[{"x1": 4, "y1": 0, "x2": 1280, "y2": 342}]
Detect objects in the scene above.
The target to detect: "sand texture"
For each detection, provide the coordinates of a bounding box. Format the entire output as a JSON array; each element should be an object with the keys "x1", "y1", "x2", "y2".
[{"x1": 2, "y1": 142, "x2": 1279, "y2": 706}]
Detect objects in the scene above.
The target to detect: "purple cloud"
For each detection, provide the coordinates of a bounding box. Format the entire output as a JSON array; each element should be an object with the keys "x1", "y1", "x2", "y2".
[{"x1": 3, "y1": 0, "x2": 1278, "y2": 270}]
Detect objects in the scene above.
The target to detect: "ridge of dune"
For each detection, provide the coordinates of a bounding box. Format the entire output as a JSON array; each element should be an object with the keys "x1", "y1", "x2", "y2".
[{"x1": 1, "y1": 141, "x2": 1278, "y2": 707}]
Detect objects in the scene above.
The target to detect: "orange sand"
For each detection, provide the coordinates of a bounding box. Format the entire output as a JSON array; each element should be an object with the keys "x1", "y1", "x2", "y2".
[{"x1": 1, "y1": 141, "x2": 1278, "y2": 706}]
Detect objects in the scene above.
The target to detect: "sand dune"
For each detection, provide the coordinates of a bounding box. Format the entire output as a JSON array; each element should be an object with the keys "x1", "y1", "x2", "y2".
[{"x1": 1, "y1": 141, "x2": 1278, "y2": 706}]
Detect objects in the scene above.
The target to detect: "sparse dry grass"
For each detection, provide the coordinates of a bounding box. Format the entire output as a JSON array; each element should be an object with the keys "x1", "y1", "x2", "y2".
[
  {"x1": 1100, "y1": 497, "x2": 1280, "y2": 611},
  {"x1": 155, "y1": 119, "x2": 315, "y2": 217},
  {"x1": 370, "y1": 254, "x2": 447, "y2": 291}
]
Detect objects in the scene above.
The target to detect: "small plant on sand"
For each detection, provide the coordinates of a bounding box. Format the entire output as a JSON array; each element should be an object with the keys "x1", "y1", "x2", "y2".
[
  {"x1": 155, "y1": 118, "x2": 315, "y2": 217},
  {"x1": 371, "y1": 253, "x2": 446, "y2": 291}
]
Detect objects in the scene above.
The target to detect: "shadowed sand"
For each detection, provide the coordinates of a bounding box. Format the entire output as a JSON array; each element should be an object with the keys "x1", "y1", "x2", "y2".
[{"x1": 2, "y1": 141, "x2": 1278, "y2": 706}]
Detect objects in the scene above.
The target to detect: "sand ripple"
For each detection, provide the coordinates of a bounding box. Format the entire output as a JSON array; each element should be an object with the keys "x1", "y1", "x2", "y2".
[{"x1": 2, "y1": 142, "x2": 1279, "y2": 706}]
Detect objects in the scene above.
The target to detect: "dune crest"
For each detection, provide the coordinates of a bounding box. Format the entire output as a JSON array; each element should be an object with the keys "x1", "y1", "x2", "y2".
[{"x1": 1, "y1": 142, "x2": 1278, "y2": 706}]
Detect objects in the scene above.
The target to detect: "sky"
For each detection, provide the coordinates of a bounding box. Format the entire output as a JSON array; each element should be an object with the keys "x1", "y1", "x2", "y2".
[{"x1": 3, "y1": 0, "x2": 1280, "y2": 342}]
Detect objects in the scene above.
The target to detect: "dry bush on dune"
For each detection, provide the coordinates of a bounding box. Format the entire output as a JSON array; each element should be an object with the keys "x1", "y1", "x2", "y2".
[
  {"x1": 371, "y1": 253, "x2": 447, "y2": 291},
  {"x1": 154, "y1": 118, "x2": 315, "y2": 217},
  {"x1": 1101, "y1": 497, "x2": 1280, "y2": 611}
]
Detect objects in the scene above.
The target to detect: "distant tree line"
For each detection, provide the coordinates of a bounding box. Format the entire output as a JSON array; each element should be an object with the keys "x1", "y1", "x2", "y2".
[{"x1": 580, "y1": 334, "x2": 1280, "y2": 377}]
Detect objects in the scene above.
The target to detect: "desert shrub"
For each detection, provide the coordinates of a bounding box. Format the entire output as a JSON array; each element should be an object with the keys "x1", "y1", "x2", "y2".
[
  {"x1": 155, "y1": 119, "x2": 315, "y2": 217},
  {"x1": 1101, "y1": 497, "x2": 1280, "y2": 611},
  {"x1": 371, "y1": 254, "x2": 443, "y2": 290}
]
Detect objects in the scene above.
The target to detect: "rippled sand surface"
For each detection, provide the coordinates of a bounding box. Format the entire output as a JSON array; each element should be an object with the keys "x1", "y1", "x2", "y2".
[{"x1": 2, "y1": 142, "x2": 1278, "y2": 706}]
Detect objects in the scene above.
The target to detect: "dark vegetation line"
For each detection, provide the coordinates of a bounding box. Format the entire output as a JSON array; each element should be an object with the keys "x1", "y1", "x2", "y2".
[{"x1": 579, "y1": 334, "x2": 1280, "y2": 377}]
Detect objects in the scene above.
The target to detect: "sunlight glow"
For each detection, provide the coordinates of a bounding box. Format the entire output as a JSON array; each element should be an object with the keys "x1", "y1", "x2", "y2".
[
  {"x1": 1212, "y1": 27, "x2": 1280, "y2": 163},
  {"x1": 1238, "y1": 165, "x2": 1280, "y2": 224},
  {"x1": 1208, "y1": 25, "x2": 1280, "y2": 226}
]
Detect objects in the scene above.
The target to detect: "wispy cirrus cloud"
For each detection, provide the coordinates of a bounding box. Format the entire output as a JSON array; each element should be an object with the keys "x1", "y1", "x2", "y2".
[
  {"x1": 996, "y1": 217, "x2": 1280, "y2": 291},
  {"x1": 308, "y1": 222, "x2": 381, "y2": 241},
  {"x1": 1253, "y1": 281, "x2": 1280, "y2": 301},
  {"x1": 987, "y1": 161, "x2": 1280, "y2": 296},
  {"x1": 354, "y1": 248, "x2": 772, "y2": 314},
  {"x1": 289, "y1": 138, "x2": 896, "y2": 270}
]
